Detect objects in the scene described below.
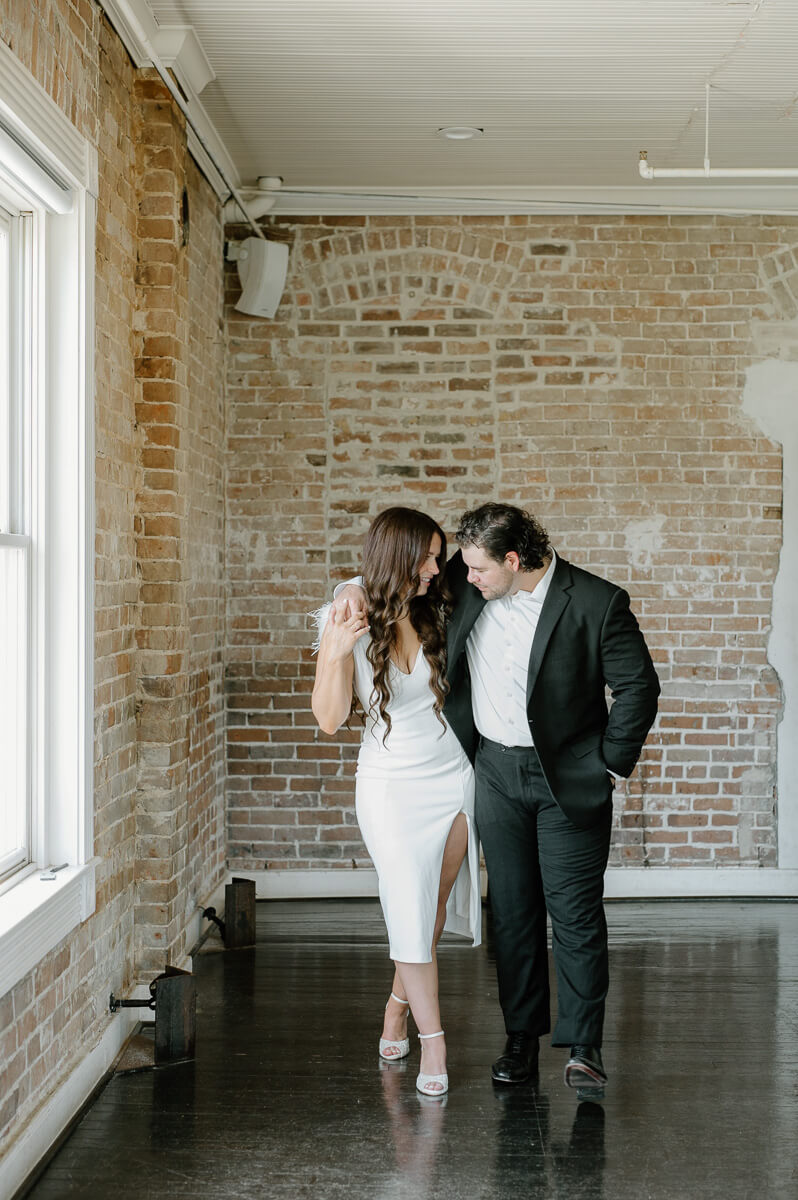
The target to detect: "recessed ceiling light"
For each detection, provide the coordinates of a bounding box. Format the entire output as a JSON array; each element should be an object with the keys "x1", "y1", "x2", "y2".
[{"x1": 436, "y1": 126, "x2": 484, "y2": 141}]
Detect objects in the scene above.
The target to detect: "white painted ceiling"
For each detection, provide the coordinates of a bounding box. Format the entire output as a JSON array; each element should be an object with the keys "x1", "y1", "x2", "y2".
[{"x1": 146, "y1": 0, "x2": 798, "y2": 212}]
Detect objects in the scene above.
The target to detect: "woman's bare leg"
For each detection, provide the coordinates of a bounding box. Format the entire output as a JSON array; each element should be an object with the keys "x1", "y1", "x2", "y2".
[
  {"x1": 392, "y1": 814, "x2": 471, "y2": 1086},
  {"x1": 382, "y1": 813, "x2": 469, "y2": 1047},
  {"x1": 381, "y1": 984, "x2": 409, "y2": 1052},
  {"x1": 433, "y1": 813, "x2": 469, "y2": 947},
  {"x1": 393, "y1": 961, "x2": 444, "y2": 1082}
]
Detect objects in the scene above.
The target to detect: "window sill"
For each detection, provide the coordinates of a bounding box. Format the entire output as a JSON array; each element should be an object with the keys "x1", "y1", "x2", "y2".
[{"x1": 0, "y1": 859, "x2": 98, "y2": 999}]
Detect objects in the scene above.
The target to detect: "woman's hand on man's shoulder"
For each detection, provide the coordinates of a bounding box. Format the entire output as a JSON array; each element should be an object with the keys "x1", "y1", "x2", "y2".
[{"x1": 331, "y1": 584, "x2": 368, "y2": 622}]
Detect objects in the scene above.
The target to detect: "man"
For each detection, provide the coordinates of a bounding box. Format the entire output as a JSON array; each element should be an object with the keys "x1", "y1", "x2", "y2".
[{"x1": 334, "y1": 502, "x2": 659, "y2": 1097}]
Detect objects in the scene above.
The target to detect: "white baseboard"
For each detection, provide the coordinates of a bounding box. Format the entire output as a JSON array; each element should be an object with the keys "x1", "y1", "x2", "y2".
[
  {"x1": 238, "y1": 867, "x2": 798, "y2": 901},
  {"x1": 246, "y1": 868, "x2": 381, "y2": 899},
  {"x1": 604, "y1": 868, "x2": 798, "y2": 899},
  {"x1": 243, "y1": 868, "x2": 488, "y2": 899},
  {"x1": 1, "y1": 1008, "x2": 138, "y2": 1200}
]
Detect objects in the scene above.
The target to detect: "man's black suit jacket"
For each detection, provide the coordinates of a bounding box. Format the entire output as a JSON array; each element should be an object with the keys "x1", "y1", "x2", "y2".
[{"x1": 442, "y1": 550, "x2": 660, "y2": 829}]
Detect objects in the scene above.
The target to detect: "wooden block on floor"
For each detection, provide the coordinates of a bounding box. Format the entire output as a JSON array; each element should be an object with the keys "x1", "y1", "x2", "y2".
[
  {"x1": 224, "y1": 877, "x2": 256, "y2": 949},
  {"x1": 154, "y1": 967, "x2": 196, "y2": 1066}
]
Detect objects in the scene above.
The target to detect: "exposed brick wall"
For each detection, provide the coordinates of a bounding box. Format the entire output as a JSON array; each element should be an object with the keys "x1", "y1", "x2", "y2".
[
  {"x1": 225, "y1": 214, "x2": 784, "y2": 873},
  {"x1": 133, "y1": 73, "x2": 192, "y2": 973},
  {"x1": 0, "y1": 1, "x2": 225, "y2": 1158},
  {"x1": 133, "y1": 78, "x2": 227, "y2": 971}
]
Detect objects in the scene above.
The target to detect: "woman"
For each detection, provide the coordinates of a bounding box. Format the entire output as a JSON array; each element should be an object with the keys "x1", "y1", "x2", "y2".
[{"x1": 311, "y1": 507, "x2": 480, "y2": 1097}]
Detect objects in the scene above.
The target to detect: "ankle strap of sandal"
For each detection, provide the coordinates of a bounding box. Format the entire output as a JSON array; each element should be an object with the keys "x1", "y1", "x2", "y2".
[
  {"x1": 418, "y1": 1030, "x2": 445, "y2": 1040},
  {"x1": 390, "y1": 992, "x2": 409, "y2": 1006}
]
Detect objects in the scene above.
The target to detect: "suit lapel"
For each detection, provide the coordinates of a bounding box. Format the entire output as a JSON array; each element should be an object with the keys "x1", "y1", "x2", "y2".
[{"x1": 526, "y1": 556, "x2": 573, "y2": 706}]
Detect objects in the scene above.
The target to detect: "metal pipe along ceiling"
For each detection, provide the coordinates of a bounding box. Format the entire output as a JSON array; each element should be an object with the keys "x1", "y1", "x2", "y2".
[
  {"x1": 639, "y1": 154, "x2": 798, "y2": 180},
  {"x1": 640, "y1": 83, "x2": 798, "y2": 180}
]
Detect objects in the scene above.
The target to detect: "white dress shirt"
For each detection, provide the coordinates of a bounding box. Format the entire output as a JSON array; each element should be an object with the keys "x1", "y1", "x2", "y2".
[{"x1": 466, "y1": 552, "x2": 557, "y2": 747}]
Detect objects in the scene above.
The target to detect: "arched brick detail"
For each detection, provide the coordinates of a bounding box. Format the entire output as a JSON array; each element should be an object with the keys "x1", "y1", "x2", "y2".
[
  {"x1": 760, "y1": 243, "x2": 798, "y2": 319},
  {"x1": 289, "y1": 227, "x2": 621, "y2": 384},
  {"x1": 300, "y1": 225, "x2": 527, "y2": 317}
]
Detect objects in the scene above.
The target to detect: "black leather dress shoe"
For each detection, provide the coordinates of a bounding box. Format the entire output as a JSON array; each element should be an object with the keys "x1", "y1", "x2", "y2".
[
  {"x1": 564, "y1": 1045, "x2": 608, "y2": 1092},
  {"x1": 491, "y1": 1032, "x2": 539, "y2": 1084}
]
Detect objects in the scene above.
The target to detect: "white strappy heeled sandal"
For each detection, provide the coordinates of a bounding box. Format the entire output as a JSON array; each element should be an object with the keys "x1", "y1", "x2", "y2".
[
  {"x1": 379, "y1": 992, "x2": 410, "y2": 1061},
  {"x1": 416, "y1": 1030, "x2": 448, "y2": 1096}
]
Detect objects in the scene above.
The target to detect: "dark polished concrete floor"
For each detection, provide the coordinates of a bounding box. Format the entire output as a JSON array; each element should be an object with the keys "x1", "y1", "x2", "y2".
[{"x1": 23, "y1": 899, "x2": 798, "y2": 1199}]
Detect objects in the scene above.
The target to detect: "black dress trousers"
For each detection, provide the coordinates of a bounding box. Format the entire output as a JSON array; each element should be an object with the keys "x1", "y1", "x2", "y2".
[{"x1": 474, "y1": 738, "x2": 612, "y2": 1047}]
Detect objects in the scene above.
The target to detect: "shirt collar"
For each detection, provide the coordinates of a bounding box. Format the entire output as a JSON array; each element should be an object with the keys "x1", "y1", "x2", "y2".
[{"x1": 512, "y1": 549, "x2": 557, "y2": 604}]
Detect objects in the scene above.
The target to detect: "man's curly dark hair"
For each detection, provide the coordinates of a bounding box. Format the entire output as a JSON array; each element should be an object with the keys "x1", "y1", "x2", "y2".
[{"x1": 455, "y1": 503, "x2": 550, "y2": 571}]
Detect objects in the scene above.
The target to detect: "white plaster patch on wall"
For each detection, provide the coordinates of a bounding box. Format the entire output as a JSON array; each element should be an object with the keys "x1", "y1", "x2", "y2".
[
  {"x1": 742, "y1": 359, "x2": 798, "y2": 868},
  {"x1": 623, "y1": 515, "x2": 666, "y2": 569},
  {"x1": 750, "y1": 319, "x2": 798, "y2": 363}
]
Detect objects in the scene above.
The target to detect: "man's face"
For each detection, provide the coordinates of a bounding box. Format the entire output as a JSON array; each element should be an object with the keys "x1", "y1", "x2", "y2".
[{"x1": 461, "y1": 544, "x2": 516, "y2": 601}]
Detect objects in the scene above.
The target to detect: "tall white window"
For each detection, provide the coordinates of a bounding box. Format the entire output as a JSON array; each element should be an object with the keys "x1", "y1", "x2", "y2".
[
  {"x1": 0, "y1": 198, "x2": 32, "y2": 884},
  {"x1": 0, "y1": 40, "x2": 95, "y2": 998}
]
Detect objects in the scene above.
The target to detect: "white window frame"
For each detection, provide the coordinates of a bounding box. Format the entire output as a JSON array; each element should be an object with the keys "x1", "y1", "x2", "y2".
[
  {"x1": 0, "y1": 40, "x2": 96, "y2": 999},
  {"x1": 0, "y1": 197, "x2": 32, "y2": 885}
]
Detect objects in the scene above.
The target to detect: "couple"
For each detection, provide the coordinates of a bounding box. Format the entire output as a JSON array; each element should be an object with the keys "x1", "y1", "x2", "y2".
[{"x1": 312, "y1": 503, "x2": 659, "y2": 1099}]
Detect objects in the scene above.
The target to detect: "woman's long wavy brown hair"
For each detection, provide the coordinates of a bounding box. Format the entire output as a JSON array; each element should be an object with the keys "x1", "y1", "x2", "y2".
[{"x1": 357, "y1": 507, "x2": 452, "y2": 743}]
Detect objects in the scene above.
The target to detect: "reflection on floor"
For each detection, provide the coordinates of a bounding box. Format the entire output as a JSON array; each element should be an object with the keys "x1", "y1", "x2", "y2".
[{"x1": 22, "y1": 899, "x2": 798, "y2": 1199}]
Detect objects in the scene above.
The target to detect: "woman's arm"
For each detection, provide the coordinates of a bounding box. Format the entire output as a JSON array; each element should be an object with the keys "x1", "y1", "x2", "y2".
[{"x1": 311, "y1": 605, "x2": 369, "y2": 734}]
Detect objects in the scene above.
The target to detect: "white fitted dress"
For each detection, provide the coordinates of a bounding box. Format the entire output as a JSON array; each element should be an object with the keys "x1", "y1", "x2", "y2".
[{"x1": 315, "y1": 607, "x2": 481, "y2": 962}]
